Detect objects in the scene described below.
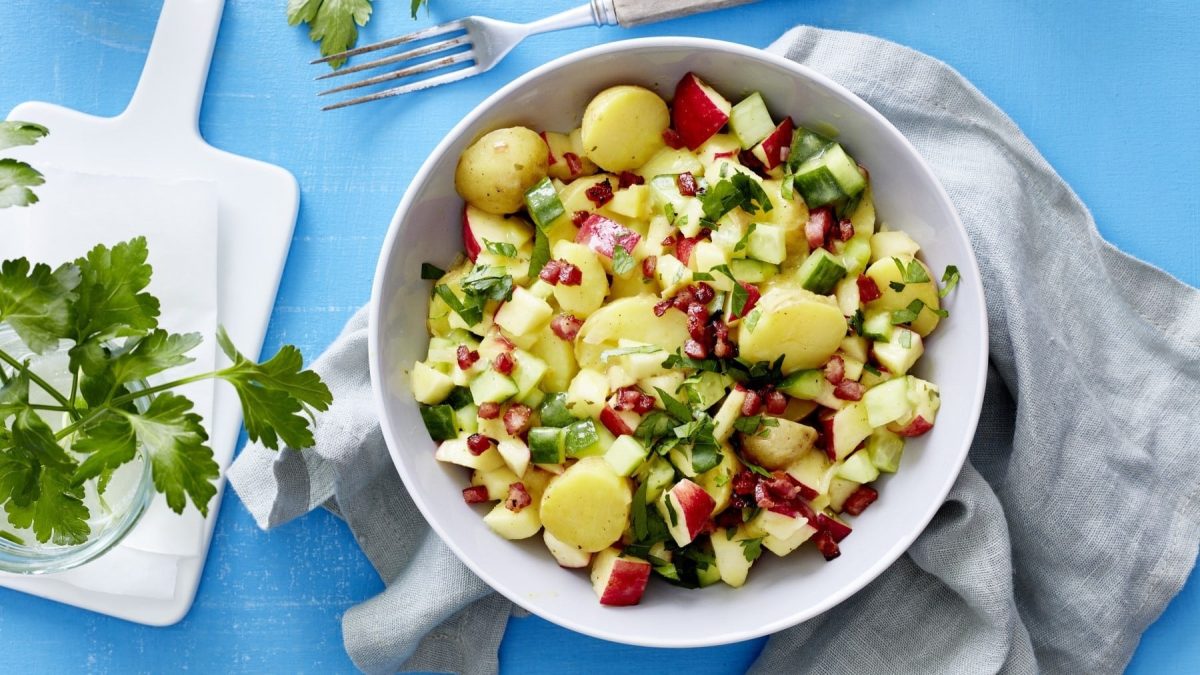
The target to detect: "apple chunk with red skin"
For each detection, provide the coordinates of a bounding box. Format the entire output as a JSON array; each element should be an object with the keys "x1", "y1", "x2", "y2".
[
  {"x1": 462, "y1": 205, "x2": 533, "y2": 262},
  {"x1": 751, "y1": 117, "x2": 794, "y2": 171},
  {"x1": 672, "y1": 73, "x2": 732, "y2": 150},
  {"x1": 657, "y1": 478, "x2": 716, "y2": 547},
  {"x1": 590, "y1": 548, "x2": 651, "y2": 606},
  {"x1": 575, "y1": 214, "x2": 641, "y2": 259}
]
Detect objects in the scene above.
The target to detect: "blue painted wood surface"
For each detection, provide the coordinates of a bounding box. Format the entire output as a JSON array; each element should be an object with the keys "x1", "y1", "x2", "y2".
[{"x1": 0, "y1": 0, "x2": 1197, "y2": 671}]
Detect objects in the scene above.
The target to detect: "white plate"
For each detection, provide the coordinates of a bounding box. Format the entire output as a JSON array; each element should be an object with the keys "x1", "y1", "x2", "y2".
[{"x1": 369, "y1": 37, "x2": 988, "y2": 647}]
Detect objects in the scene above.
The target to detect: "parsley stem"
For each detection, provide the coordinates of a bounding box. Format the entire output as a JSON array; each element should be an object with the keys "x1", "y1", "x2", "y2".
[
  {"x1": 108, "y1": 372, "x2": 217, "y2": 408},
  {"x1": 28, "y1": 403, "x2": 70, "y2": 412},
  {"x1": 0, "y1": 347, "x2": 73, "y2": 410}
]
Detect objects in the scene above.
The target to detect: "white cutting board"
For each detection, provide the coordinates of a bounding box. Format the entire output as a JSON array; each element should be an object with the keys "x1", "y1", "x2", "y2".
[{"x1": 0, "y1": 0, "x2": 298, "y2": 625}]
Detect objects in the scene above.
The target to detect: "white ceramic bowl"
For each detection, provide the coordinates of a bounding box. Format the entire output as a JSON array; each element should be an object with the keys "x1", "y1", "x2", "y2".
[{"x1": 370, "y1": 37, "x2": 988, "y2": 648}]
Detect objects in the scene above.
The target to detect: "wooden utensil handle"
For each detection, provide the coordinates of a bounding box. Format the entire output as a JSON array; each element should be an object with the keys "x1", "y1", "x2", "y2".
[{"x1": 611, "y1": 0, "x2": 760, "y2": 27}]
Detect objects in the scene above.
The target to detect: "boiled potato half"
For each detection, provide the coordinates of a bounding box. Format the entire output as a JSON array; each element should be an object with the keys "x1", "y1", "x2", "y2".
[
  {"x1": 738, "y1": 287, "x2": 847, "y2": 373},
  {"x1": 574, "y1": 295, "x2": 690, "y2": 369},
  {"x1": 540, "y1": 457, "x2": 632, "y2": 553},
  {"x1": 864, "y1": 256, "x2": 941, "y2": 336},
  {"x1": 741, "y1": 418, "x2": 818, "y2": 470},
  {"x1": 455, "y1": 127, "x2": 549, "y2": 215},
  {"x1": 581, "y1": 86, "x2": 669, "y2": 172}
]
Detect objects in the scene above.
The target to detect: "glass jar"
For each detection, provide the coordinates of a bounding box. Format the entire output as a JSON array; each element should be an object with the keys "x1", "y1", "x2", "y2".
[{"x1": 0, "y1": 326, "x2": 155, "y2": 574}]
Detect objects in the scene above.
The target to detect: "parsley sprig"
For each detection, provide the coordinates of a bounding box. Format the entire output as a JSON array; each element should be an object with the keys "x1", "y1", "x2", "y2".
[
  {"x1": 0, "y1": 238, "x2": 332, "y2": 545},
  {"x1": 0, "y1": 121, "x2": 48, "y2": 208},
  {"x1": 288, "y1": 0, "x2": 430, "y2": 70}
]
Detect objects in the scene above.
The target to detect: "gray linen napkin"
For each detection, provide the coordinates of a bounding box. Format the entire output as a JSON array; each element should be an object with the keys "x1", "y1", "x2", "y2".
[{"x1": 229, "y1": 25, "x2": 1200, "y2": 675}]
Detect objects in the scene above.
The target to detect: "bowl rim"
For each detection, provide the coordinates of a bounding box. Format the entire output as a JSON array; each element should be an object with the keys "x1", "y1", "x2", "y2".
[{"x1": 369, "y1": 35, "x2": 989, "y2": 648}]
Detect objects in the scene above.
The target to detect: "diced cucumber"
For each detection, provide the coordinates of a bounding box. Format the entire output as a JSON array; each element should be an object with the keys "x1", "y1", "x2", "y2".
[
  {"x1": 636, "y1": 456, "x2": 677, "y2": 501},
  {"x1": 426, "y1": 337, "x2": 458, "y2": 365},
  {"x1": 512, "y1": 350, "x2": 548, "y2": 399},
  {"x1": 729, "y1": 257, "x2": 778, "y2": 284},
  {"x1": 411, "y1": 361, "x2": 455, "y2": 404},
  {"x1": 863, "y1": 376, "x2": 912, "y2": 427},
  {"x1": 862, "y1": 309, "x2": 894, "y2": 341},
  {"x1": 455, "y1": 403, "x2": 478, "y2": 435},
  {"x1": 779, "y1": 369, "x2": 824, "y2": 400},
  {"x1": 792, "y1": 144, "x2": 866, "y2": 207},
  {"x1": 444, "y1": 386, "x2": 475, "y2": 410},
  {"x1": 866, "y1": 428, "x2": 905, "y2": 473},
  {"x1": 787, "y1": 127, "x2": 835, "y2": 168},
  {"x1": 564, "y1": 418, "x2": 613, "y2": 458},
  {"x1": 872, "y1": 329, "x2": 924, "y2": 375},
  {"x1": 729, "y1": 92, "x2": 775, "y2": 149},
  {"x1": 528, "y1": 426, "x2": 566, "y2": 464},
  {"x1": 519, "y1": 388, "x2": 546, "y2": 408},
  {"x1": 680, "y1": 371, "x2": 731, "y2": 410},
  {"x1": 696, "y1": 556, "x2": 722, "y2": 587},
  {"x1": 667, "y1": 446, "x2": 698, "y2": 478},
  {"x1": 604, "y1": 436, "x2": 649, "y2": 476},
  {"x1": 538, "y1": 392, "x2": 577, "y2": 427},
  {"x1": 796, "y1": 248, "x2": 847, "y2": 295},
  {"x1": 837, "y1": 450, "x2": 880, "y2": 483},
  {"x1": 746, "y1": 223, "x2": 787, "y2": 265},
  {"x1": 650, "y1": 174, "x2": 688, "y2": 213},
  {"x1": 841, "y1": 236, "x2": 873, "y2": 277},
  {"x1": 419, "y1": 404, "x2": 458, "y2": 441},
  {"x1": 469, "y1": 369, "x2": 519, "y2": 404},
  {"x1": 524, "y1": 176, "x2": 565, "y2": 229}
]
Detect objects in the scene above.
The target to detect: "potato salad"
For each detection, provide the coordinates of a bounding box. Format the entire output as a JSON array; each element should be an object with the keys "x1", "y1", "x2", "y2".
[{"x1": 412, "y1": 72, "x2": 959, "y2": 606}]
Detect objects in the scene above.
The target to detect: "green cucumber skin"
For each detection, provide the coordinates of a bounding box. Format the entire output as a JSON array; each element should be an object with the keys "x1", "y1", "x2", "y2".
[
  {"x1": 564, "y1": 419, "x2": 600, "y2": 456},
  {"x1": 788, "y1": 127, "x2": 835, "y2": 169},
  {"x1": 420, "y1": 404, "x2": 458, "y2": 441},
  {"x1": 797, "y1": 249, "x2": 848, "y2": 295},
  {"x1": 523, "y1": 177, "x2": 565, "y2": 229},
  {"x1": 528, "y1": 426, "x2": 565, "y2": 464},
  {"x1": 779, "y1": 369, "x2": 825, "y2": 399},
  {"x1": 538, "y1": 393, "x2": 577, "y2": 428}
]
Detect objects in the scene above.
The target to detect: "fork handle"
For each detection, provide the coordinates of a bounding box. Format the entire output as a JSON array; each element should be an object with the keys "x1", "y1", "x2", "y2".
[{"x1": 606, "y1": 0, "x2": 761, "y2": 27}]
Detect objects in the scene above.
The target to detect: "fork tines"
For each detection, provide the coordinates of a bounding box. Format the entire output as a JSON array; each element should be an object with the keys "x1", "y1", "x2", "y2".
[{"x1": 315, "y1": 19, "x2": 477, "y2": 111}]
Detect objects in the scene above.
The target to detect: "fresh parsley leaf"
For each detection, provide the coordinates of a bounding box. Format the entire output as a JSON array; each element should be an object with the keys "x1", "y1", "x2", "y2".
[
  {"x1": 120, "y1": 392, "x2": 219, "y2": 515},
  {"x1": 663, "y1": 493, "x2": 679, "y2": 526},
  {"x1": 700, "y1": 174, "x2": 773, "y2": 222},
  {"x1": 460, "y1": 265, "x2": 514, "y2": 303},
  {"x1": 711, "y1": 264, "x2": 736, "y2": 283},
  {"x1": 730, "y1": 282, "x2": 750, "y2": 317},
  {"x1": 739, "y1": 536, "x2": 764, "y2": 562},
  {"x1": 72, "y1": 416, "x2": 138, "y2": 485},
  {"x1": 420, "y1": 263, "x2": 445, "y2": 280},
  {"x1": 634, "y1": 411, "x2": 675, "y2": 445},
  {"x1": 482, "y1": 240, "x2": 518, "y2": 258},
  {"x1": 0, "y1": 372, "x2": 30, "y2": 423},
  {"x1": 600, "y1": 344, "x2": 661, "y2": 362},
  {"x1": 288, "y1": 0, "x2": 374, "y2": 70},
  {"x1": 691, "y1": 271, "x2": 714, "y2": 282},
  {"x1": 863, "y1": 363, "x2": 882, "y2": 376},
  {"x1": 527, "y1": 227, "x2": 551, "y2": 280},
  {"x1": 4, "y1": 468, "x2": 89, "y2": 545},
  {"x1": 734, "y1": 223, "x2": 757, "y2": 253},
  {"x1": 940, "y1": 265, "x2": 961, "y2": 297},
  {"x1": 662, "y1": 349, "x2": 725, "y2": 373},
  {"x1": 742, "y1": 459, "x2": 773, "y2": 478},
  {"x1": 0, "y1": 121, "x2": 48, "y2": 151},
  {"x1": 689, "y1": 430, "x2": 721, "y2": 474},
  {"x1": 0, "y1": 258, "x2": 80, "y2": 353},
  {"x1": 714, "y1": 469, "x2": 731, "y2": 487},
  {"x1": 654, "y1": 387, "x2": 692, "y2": 423},
  {"x1": 904, "y1": 259, "x2": 931, "y2": 283},
  {"x1": 434, "y1": 284, "x2": 483, "y2": 327},
  {"x1": 70, "y1": 238, "x2": 160, "y2": 351},
  {"x1": 105, "y1": 331, "x2": 202, "y2": 386},
  {"x1": 733, "y1": 415, "x2": 765, "y2": 435},
  {"x1": 849, "y1": 309, "x2": 865, "y2": 336},
  {"x1": 612, "y1": 245, "x2": 636, "y2": 278},
  {"x1": 890, "y1": 299, "x2": 926, "y2": 325},
  {"x1": 410, "y1": 0, "x2": 428, "y2": 18},
  {"x1": 217, "y1": 327, "x2": 334, "y2": 450},
  {"x1": 0, "y1": 158, "x2": 45, "y2": 208},
  {"x1": 888, "y1": 281, "x2": 906, "y2": 292}
]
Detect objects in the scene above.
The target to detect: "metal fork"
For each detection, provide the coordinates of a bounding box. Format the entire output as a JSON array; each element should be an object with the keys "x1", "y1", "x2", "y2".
[{"x1": 315, "y1": 0, "x2": 759, "y2": 111}]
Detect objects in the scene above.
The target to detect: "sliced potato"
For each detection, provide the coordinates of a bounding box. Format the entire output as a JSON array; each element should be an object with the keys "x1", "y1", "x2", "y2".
[
  {"x1": 863, "y1": 256, "x2": 941, "y2": 336},
  {"x1": 740, "y1": 418, "x2": 818, "y2": 470},
  {"x1": 551, "y1": 240, "x2": 608, "y2": 318},
  {"x1": 737, "y1": 287, "x2": 847, "y2": 373},
  {"x1": 455, "y1": 127, "x2": 549, "y2": 214},
  {"x1": 581, "y1": 86, "x2": 669, "y2": 172},
  {"x1": 574, "y1": 295, "x2": 690, "y2": 368},
  {"x1": 540, "y1": 457, "x2": 632, "y2": 553},
  {"x1": 697, "y1": 445, "x2": 744, "y2": 515},
  {"x1": 528, "y1": 324, "x2": 578, "y2": 392}
]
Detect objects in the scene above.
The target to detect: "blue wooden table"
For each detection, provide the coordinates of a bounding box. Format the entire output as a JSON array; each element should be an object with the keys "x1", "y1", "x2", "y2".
[{"x1": 1, "y1": 0, "x2": 1197, "y2": 671}]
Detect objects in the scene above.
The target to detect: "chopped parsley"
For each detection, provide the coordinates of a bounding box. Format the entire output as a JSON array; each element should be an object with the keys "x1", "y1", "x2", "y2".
[
  {"x1": 482, "y1": 240, "x2": 517, "y2": 258},
  {"x1": 890, "y1": 298, "x2": 948, "y2": 325},
  {"x1": 612, "y1": 244, "x2": 636, "y2": 277},
  {"x1": 940, "y1": 265, "x2": 961, "y2": 297},
  {"x1": 420, "y1": 262, "x2": 444, "y2": 280},
  {"x1": 739, "y1": 537, "x2": 765, "y2": 562},
  {"x1": 700, "y1": 174, "x2": 773, "y2": 223},
  {"x1": 734, "y1": 223, "x2": 757, "y2": 253}
]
